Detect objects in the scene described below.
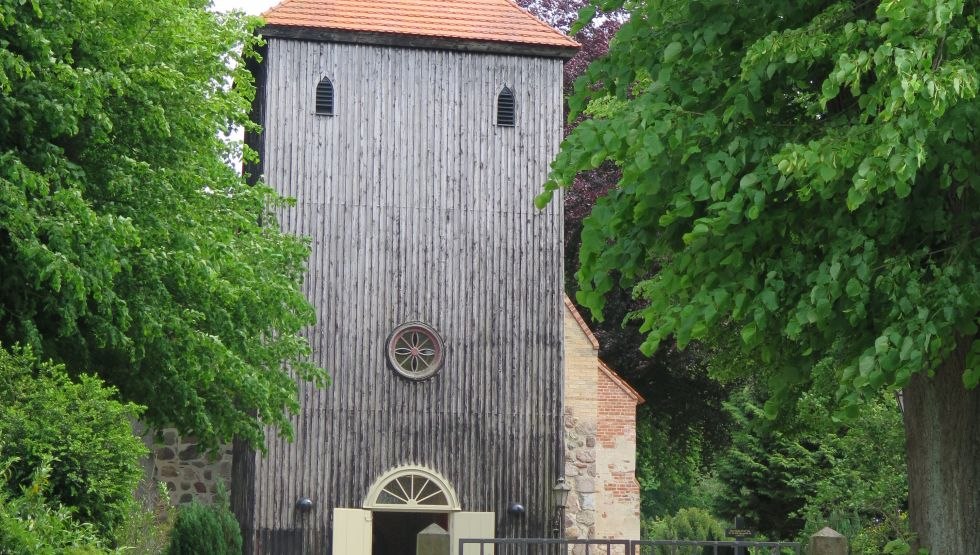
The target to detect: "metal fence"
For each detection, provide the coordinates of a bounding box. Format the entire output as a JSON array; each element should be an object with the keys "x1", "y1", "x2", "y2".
[
  {"x1": 458, "y1": 538, "x2": 629, "y2": 555},
  {"x1": 458, "y1": 538, "x2": 801, "y2": 555},
  {"x1": 633, "y1": 540, "x2": 801, "y2": 554}
]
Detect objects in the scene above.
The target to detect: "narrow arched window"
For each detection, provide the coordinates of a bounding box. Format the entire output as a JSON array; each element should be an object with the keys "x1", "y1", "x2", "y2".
[
  {"x1": 315, "y1": 77, "x2": 334, "y2": 116},
  {"x1": 496, "y1": 86, "x2": 515, "y2": 127}
]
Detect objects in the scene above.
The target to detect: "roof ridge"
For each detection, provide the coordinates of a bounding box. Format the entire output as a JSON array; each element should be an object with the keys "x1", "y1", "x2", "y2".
[
  {"x1": 500, "y1": 0, "x2": 571, "y2": 42},
  {"x1": 260, "y1": 0, "x2": 580, "y2": 50},
  {"x1": 261, "y1": 0, "x2": 299, "y2": 18}
]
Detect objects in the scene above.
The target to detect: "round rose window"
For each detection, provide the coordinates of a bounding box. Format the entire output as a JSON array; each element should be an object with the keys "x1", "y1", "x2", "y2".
[{"x1": 386, "y1": 322, "x2": 444, "y2": 380}]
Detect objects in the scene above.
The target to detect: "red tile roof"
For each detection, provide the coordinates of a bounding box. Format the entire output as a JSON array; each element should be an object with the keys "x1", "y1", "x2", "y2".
[{"x1": 262, "y1": 0, "x2": 579, "y2": 49}]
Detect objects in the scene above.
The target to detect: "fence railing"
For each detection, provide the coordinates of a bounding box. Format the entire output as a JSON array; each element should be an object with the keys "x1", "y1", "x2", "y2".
[
  {"x1": 458, "y1": 538, "x2": 802, "y2": 555},
  {"x1": 458, "y1": 538, "x2": 628, "y2": 555},
  {"x1": 634, "y1": 539, "x2": 801, "y2": 554}
]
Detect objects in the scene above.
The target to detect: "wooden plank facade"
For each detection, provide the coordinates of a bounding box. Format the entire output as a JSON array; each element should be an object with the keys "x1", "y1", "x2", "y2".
[{"x1": 232, "y1": 36, "x2": 567, "y2": 554}]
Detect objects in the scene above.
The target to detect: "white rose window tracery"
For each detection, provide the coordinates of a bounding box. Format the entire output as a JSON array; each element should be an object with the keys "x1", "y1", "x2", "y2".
[{"x1": 386, "y1": 322, "x2": 444, "y2": 380}]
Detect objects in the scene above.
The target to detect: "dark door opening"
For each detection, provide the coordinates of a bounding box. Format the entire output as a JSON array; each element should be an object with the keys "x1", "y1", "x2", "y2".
[{"x1": 371, "y1": 511, "x2": 449, "y2": 555}]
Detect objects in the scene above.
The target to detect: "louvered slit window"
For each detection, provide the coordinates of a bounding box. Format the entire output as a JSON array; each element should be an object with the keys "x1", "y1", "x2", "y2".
[
  {"x1": 315, "y1": 77, "x2": 334, "y2": 116},
  {"x1": 496, "y1": 86, "x2": 515, "y2": 127}
]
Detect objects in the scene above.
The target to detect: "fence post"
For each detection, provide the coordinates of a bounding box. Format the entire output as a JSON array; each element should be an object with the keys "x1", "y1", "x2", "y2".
[{"x1": 808, "y1": 527, "x2": 847, "y2": 555}]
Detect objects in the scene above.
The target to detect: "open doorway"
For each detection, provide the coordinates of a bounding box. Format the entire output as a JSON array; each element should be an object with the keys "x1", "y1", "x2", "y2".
[
  {"x1": 371, "y1": 511, "x2": 449, "y2": 555},
  {"x1": 356, "y1": 466, "x2": 464, "y2": 555}
]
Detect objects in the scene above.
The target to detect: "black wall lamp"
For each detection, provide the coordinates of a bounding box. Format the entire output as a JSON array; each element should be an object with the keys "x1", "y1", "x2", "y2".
[
  {"x1": 552, "y1": 477, "x2": 571, "y2": 536},
  {"x1": 296, "y1": 497, "x2": 314, "y2": 512},
  {"x1": 507, "y1": 502, "x2": 526, "y2": 517}
]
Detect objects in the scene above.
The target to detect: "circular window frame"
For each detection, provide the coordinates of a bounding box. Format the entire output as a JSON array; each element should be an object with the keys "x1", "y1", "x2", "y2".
[{"x1": 386, "y1": 322, "x2": 445, "y2": 380}]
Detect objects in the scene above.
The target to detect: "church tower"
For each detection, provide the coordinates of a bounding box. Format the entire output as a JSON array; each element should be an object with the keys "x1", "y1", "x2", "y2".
[{"x1": 232, "y1": 1, "x2": 578, "y2": 553}]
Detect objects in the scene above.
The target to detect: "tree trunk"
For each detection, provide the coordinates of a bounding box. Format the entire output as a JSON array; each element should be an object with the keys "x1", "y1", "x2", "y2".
[{"x1": 902, "y1": 338, "x2": 979, "y2": 554}]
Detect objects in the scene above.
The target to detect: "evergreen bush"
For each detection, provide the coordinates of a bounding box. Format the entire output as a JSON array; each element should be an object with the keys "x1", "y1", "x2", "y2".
[
  {"x1": 166, "y1": 502, "x2": 224, "y2": 555},
  {"x1": 213, "y1": 484, "x2": 243, "y2": 555},
  {"x1": 645, "y1": 507, "x2": 728, "y2": 555},
  {"x1": 166, "y1": 489, "x2": 241, "y2": 555}
]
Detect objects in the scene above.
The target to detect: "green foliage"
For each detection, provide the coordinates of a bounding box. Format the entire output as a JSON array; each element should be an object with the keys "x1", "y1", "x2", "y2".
[
  {"x1": 0, "y1": 0, "x2": 326, "y2": 451},
  {"x1": 166, "y1": 494, "x2": 241, "y2": 555},
  {"x1": 547, "y1": 1, "x2": 978, "y2": 548},
  {"x1": 212, "y1": 483, "x2": 242, "y2": 555},
  {"x1": 713, "y1": 390, "x2": 821, "y2": 539},
  {"x1": 823, "y1": 509, "x2": 914, "y2": 555},
  {"x1": 165, "y1": 503, "x2": 224, "y2": 555},
  {"x1": 0, "y1": 460, "x2": 109, "y2": 554},
  {"x1": 713, "y1": 363, "x2": 908, "y2": 544},
  {"x1": 0, "y1": 344, "x2": 146, "y2": 537},
  {"x1": 545, "y1": 0, "x2": 980, "y2": 414},
  {"x1": 796, "y1": 375, "x2": 910, "y2": 550},
  {"x1": 644, "y1": 507, "x2": 727, "y2": 554},
  {"x1": 114, "y1": 482, "x2": 177, "y2": 555},
  {"x1": 636, "y1": 407, "x2": 724, "y2": 519}
]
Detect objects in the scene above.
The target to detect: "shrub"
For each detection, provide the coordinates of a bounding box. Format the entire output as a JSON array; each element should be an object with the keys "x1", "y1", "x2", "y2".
[
  {"x1": 0, "y1": 459, "x2": 109, "y2": 554},
  {"x1": 114, "y1": 482, "x2": 177, "y2": 554},
  {"x1": 166, "y1": 502, "x2": 224, "y2": 555},
  {"x1": 213, "y1": 484, "x2": 243, "y2": 555},
  {"x1": 839, "y1": 510, "x2": 915, "y2": 555},
  {"x1": 166, "y1": 487, "x2": 241, "y2": 555},
  {"x1": 645, "y1": 507, "x2": 728, "y2": 555},
  {"x1": 0, "y1": 345, "x2": 147, "y2": 537}
]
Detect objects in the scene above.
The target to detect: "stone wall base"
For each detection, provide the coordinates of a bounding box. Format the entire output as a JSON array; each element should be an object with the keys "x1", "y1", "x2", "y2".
[{"x1": 136, "y1": 423, "x2": 233, "y2": 506}]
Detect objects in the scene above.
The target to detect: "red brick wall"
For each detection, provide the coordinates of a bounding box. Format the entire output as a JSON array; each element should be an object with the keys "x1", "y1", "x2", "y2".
[
  {"x1": 563, "y1": 299, "x2": 641, "y2": 541},
  {"x1": 595, "y1": 368, "x2": 640, "y2": 539}
]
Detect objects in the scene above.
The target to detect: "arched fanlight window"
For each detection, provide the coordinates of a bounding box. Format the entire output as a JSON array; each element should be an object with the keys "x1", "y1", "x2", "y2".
[
  {"x1": 496, "y1": 85, "x2": 515, "y2": 127},
  {"x1": 364, "y1": 466, "x2": 460, "y2": 511},
  {"x1": 315, "y1": 77, "x2": 334, "y2": 116}
]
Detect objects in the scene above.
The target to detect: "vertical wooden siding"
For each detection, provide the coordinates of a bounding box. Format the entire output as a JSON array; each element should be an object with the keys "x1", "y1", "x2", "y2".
[{"x1": 238, "y1": 38, "x2": 565, "y2": 553}]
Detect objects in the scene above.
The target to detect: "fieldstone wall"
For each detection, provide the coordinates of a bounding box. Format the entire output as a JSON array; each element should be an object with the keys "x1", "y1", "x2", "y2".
[
  {"x1": 138, "y1": 425, "x2": 233, "y2": 506},
  {"x1": 563, "y1": 298, "x2": 600, "y2": 541},
  {"x1": 564, "y1": 413, "x2": 598, "y2": 539}
]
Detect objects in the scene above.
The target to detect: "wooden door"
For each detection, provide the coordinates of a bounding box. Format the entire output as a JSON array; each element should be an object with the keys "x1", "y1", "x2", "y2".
[
  {"x1": 449, "y1": 512, "x2": 495, "y2": 555},
  {"x1": 333, "y1": 508, "x2": 372, "y2": 555}
]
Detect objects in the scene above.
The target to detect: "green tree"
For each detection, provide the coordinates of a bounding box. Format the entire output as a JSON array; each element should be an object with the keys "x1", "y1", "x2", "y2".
[
  {"x1": 712, "y1": 381, "x2": 908, "y2": 546},
  {"x1": 712, "y1": 389, "x2": 820, "y2": 540},
  {"x1": 795, "y1": 363, "x2": 910, "y2": 551},
  {"x1": 0, "y1": 0, "x2": 326, "y2": 450},
  {"x1": 541, "y1": 0, "x2": 979, "y2": 551},
  {"x1": 636, "y1": 406, "x2": 725, "y2": 520}
]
